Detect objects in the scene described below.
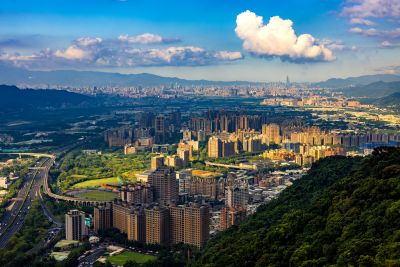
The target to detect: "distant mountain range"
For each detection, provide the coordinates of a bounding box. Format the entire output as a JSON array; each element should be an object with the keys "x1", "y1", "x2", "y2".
[
  {"x1": 314, "y1": 74, "x2": 400, "y2": 88},
  {"x1": 1, "y1": 63, "x2": 400, "y2": 98},
  {"x1": 0, "y1": 64, "x2": 255, "y2": 87},
  {"x1": 0, "y1": 85, "x2": 93, "y2": 111},
  {"x1": 374, "y1": 92, "x2": 400, "y2": 106},
  {"x1": 340, "y1": 81, "x2": 400, "y2": 98}
]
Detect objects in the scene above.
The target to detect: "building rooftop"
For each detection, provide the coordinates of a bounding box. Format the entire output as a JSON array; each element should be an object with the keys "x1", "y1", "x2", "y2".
[{"x1": 191, "y1": 169, "x2": 222, "y2": 178}]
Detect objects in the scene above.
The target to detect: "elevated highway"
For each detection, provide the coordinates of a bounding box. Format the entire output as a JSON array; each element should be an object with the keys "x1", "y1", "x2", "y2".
[{"x1": 0, "y1": 152, "x2": 111, "y2": 206}]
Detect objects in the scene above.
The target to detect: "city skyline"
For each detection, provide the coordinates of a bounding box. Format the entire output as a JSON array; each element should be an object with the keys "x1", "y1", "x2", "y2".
[{"x1": 1, "y1": 0, "x2": 400, "y2": 82}]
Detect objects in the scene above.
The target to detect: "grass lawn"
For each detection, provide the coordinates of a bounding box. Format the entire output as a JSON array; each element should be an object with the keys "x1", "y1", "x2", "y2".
[
  {"x1": 108, "y1": 251, "x2": 156, "y2": 265},
  {"x1": 73, "y1": 190, "x2": 117, "y2": 201},
  {"x1": 71, "y1": 177, "x2": 122, "y2": 189},
  {"x1": 50, "y1": 251, "x2": 70, "y2": 262},
  {"x1": 54, "y1": 240, "x2": 80, "y2": 249}
]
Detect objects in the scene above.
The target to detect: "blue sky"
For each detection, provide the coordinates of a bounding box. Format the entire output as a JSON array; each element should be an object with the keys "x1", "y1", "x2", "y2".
[{"x1": 0, "y1": 0, "x2": 399, "y2": 82}]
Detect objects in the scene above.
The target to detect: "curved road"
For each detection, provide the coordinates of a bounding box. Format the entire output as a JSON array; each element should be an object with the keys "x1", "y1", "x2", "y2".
[{"x1": 0, "y1": 150, "x2": 111, "y2": 248}]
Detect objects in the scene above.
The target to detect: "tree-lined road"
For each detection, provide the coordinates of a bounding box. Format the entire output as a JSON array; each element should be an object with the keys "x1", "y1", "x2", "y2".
[{"x1": 0, "y1": 157, "x2": 53, "y2": 248}]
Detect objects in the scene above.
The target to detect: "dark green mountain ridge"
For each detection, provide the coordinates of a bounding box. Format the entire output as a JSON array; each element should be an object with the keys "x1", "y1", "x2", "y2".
[
  {"x1": 193, "y1": 147, "x2": 400, "y2": 267},
  {"x1": 0, "y1": 84, "x2": 92, "y2": 110}
]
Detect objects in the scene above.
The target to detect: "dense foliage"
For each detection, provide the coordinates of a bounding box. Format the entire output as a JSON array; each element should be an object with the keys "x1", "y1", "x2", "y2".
[
  {"x1": 0, "y1": 85, "x2": 93, "y2": 111},
  {"x1": 0, "y1": 200, "x2": 52, "y2": 267},
  {"x1": 193, "y1": 147, "x2": 400, "y2": 267}
]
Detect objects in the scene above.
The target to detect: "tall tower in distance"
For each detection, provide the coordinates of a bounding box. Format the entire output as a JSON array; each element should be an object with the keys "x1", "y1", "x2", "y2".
[{"x1": 286, "y1": 75, "x2": 290, "y2": 88}]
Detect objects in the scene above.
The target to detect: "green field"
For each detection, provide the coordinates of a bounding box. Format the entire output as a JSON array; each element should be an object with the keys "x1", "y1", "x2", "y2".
[
  {"x1": 107, "y1": 251, "x2": 156, "y2": 265},
  {"x1": 50, "y1": 251, "x2": 70, "y2": 262},
  {"x1": 58, "y1": 152, "x2": 150, "y2": 191},
  {"x1": 71, "y1": 177, "x2": 122, "y2": 189},
  {"x1": 73, "y1": 190, "x2": 117, "y2": 201}
]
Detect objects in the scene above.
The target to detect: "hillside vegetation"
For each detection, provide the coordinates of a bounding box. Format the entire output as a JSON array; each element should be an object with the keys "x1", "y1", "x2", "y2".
[
  {"x1": 340, "y1": 81, "x2": 400, "y2": 98},
  {"x1": 0, "y1": 85, "x2": 92, "y2": 110},
  {"x1": 374, "y1": 92, "x2": 400, "y2": 107},
  {"x1": 193, "y1": 147, "x2": 400, "y2": 267}
]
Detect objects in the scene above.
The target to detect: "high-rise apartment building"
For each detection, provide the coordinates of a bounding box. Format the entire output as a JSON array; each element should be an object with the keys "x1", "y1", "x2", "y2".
[
  {"x1": 226, "y1": 185, "x2": 249, "y2": 208},
  {"x1": 169, "y1": 205, "x2": 185, "y2": 245},
  {"x1": 151, "y1": 155, "x2": 164, "y2": 170},
  {"x1": 219, "y1": 206, "x2": 247, "y2": 231},
  {"x1": 221, "y1": 140, "x2": 235, "y2": 158},
  {"x1": 112, "y1": 202, "x2": 146, "y2": 242},
  {"x1": 262, "y1": 123, "x2": 281, "y2": 145},
  {"x1": 105, "y1": 126, "x2": 134, "y2": 147},
  {"x1": 94, "y1": 204, "x2": 112, "y2": 233},
  {"x1": 148, "y1": 166, "x2": 178, "y2": 206},
  {"x1": 98, "y1": 202, "x2": 210, "y2": 248},
  {"x1": 176, "y1": 169, "x2": 192, "y2": 194},
  {"x1": 177, "y1": 148, "x2": 190, "y2": 167},
  {"x1": 112, "y1": 202, "x2": 130, "y2": 234},
  {"x1": 119, "y1": 183, "x2": 154, "y2": 205},
  {"x1": 169, "y1": 203, "x2": 210, "y2": 248},
  {"x1": 243, "y1": 136, "x2": 263, "y2": 152},
  {"x1": 65, "y1": 209, "x2": 86, "y2": 241},
  {"x1": 208, "y1": 136, "x2": 221, "y2": 158},
  {"x1": 145, "y1": 206, "x2": 169, "y2": 246},
  {"x1": 154, "y1": 115, "x2": 168, "y2": 143},
  {"x1": 183, "y1": 203, "x2": 210, "y2": 248},
  {"x1": 127, "y1": 209, "x2": 146, "y2": 242},
  {"x1": 165, "y1": 155, "x2": 182, "y2": 168},
  {"x1": 208, "y1": 136, "x2": 235, "y2": 158}
]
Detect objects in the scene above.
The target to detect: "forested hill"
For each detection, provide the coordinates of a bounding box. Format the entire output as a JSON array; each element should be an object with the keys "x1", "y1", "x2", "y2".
[
  {"x1": 193, "y1": 147, "x2": 400, "y2": 267},
  {"x1": 0, "y1": 85, "x2": 93, "y2": 110}
]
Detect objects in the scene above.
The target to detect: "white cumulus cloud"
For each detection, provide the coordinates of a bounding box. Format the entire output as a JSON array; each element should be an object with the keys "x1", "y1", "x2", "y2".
[
  {"x1": 235, "y1": 10, "x2": 335, "y2": 63},
  {"x1": 55, "y1": 45, "x2": 91, "y2": 60},
  {"x1": 0, "y1": 35, "x2": 243, "y2": 68}
]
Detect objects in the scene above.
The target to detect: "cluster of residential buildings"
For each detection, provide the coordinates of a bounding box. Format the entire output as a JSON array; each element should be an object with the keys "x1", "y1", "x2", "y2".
[
  {"x1": 66, "y1": 165, "x2": 210, "y2": 248},
  {"x1": 105, "y1": 110, "x2": 182, "y2": 146},
  {"x1": 261, "y1": 96, "x2": 361, "y2": 108},
  {"x1": 204, "y1": 122, "x2": 400, "y2": 165}
]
